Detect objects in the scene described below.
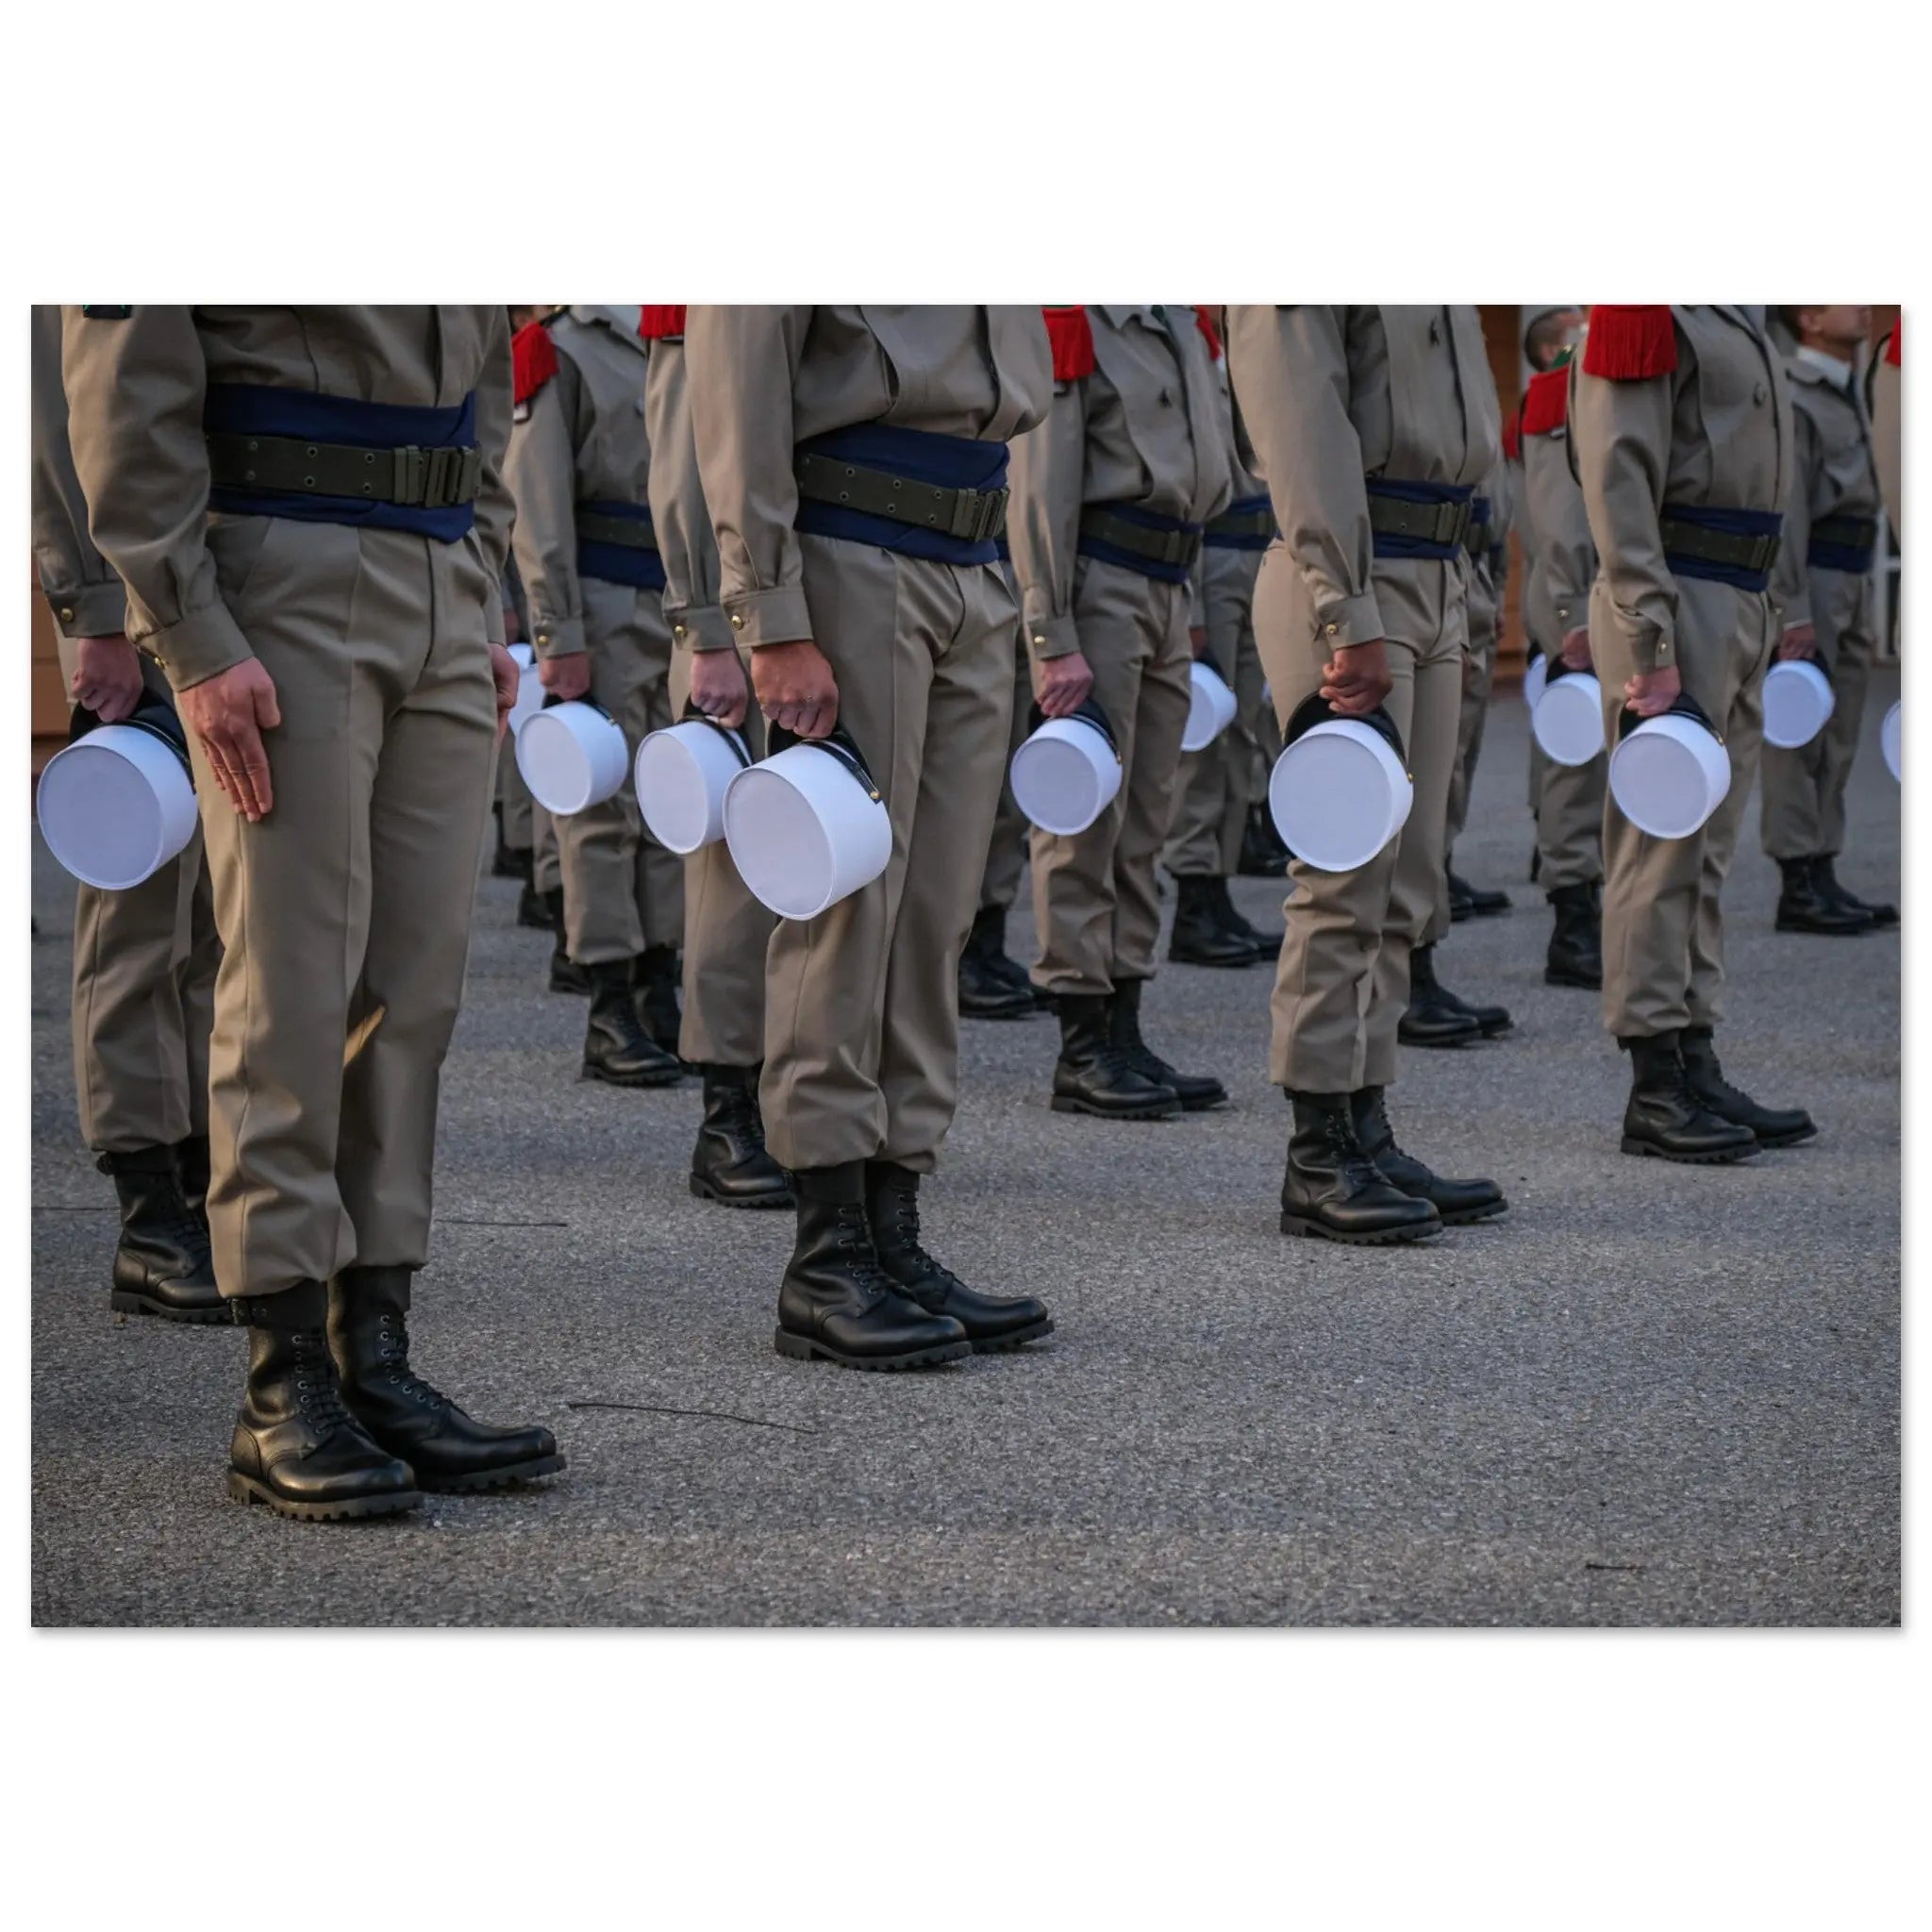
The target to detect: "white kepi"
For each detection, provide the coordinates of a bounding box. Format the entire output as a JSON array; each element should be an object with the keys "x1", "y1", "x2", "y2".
[
  {"x1": 506, "y1": 642, "x2": 543, "y2": 738},
  {"x1": 1607, "y1": 698, "x2": 1731, "y2": 840},
  {"x1": 1531, "y1": 664, "x2": 1606, "y2": 767},
  {"x1": 1881, "y1": 700, "x2": 1902, "y2": 782},
  {"x1": 1009, "y1": 700, "x2": 1122, "y2": 837},
  {"x1": 1523, "y1": 649, "x2": 1549, "y2": 711},
  {"x1": 37, "y1": 708, "x2": 200, "y2": 891},
  {"x1": 515, "y1": 698, "x2": 630, "y2": 816},
  {"x1": 635, "y1": 714, "x2": 753, "y2": 854},
  {"x1": 724, "y1": 728, "x2": 892, "y2": 921},
  {"x1": 1182, "y1": 660, "x2": 1239, "y2": 753},
  {"x1": 1760, "y1": 658, "x2": 1836, "y2": 750},
  {"x1": 1268, "y1": 695, "x2": 1412, "y2": 874}
]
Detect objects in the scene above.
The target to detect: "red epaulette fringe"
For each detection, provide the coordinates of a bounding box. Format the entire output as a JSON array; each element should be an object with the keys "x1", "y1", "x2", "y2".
[
  {"x1": 640, "y1": 305, "x2": 687, "y2": 341},
  {"x1": 1520, "y1": 366, "x2": 1570, "y2": 436},
  {"x1": 512, "y1": 321, "x2": 558, "y2": 405},
  {"x1": 1582, "y1": 306, "x2": 1677, "y2": 381},
  {"x1": 1042, "y1": 306, "x2": 1095, "y2": 382}
]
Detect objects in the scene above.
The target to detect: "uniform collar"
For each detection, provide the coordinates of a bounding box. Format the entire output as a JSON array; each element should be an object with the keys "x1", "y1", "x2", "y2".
[
  {"x1": 1096, "y1": 304, "x2": 1174, "y2": 331},
  {"x1": 570, "y1": 304, "x2": 648, "y2": 348},
  {"x1": 1793, "y1": 343, "x2": 1857, "y2": 391}
]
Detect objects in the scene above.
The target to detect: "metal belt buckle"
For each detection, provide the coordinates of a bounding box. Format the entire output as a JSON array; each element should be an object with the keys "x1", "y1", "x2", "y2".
[{"x1": 423, "y1": 447, "x2": 454, "y2": 508}]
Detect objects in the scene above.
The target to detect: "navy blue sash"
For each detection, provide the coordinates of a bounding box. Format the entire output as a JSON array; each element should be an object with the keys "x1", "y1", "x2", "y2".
[
  {"x1": 1204, "y1": 492, "x2": 1277, "y2": 553},
  {"x1": 794, "y1": 423, "x2": 1008, "y2": 567},
  {"x1": 576, "y1": 499, "x2": 667, "y2": 591},
  {"x1": 1664, "y1": 504, "x2": 1783, "y2": 593},
  {"x1": 1807, "y1": 537, "x2": 1875, "y2": 575},
  {"x1": 1366, "y1": 477, "x2": 1474, "y2": 561},
  {"x1": 204, "y1": 384, "x2": 477, "y2": 541},
  {"x1": 1077, "y1": 501, "x2": 1203, "y2": 586}
]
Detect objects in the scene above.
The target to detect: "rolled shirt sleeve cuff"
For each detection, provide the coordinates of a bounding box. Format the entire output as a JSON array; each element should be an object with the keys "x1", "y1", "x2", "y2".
[
  {"x1": 727, "y1": 585, "x2": 814, "y2": 649},
  {"x1": 484, "y1": 598, "x2": 506, "y2": 648},
  {"x1": 1024, "y1": 613, "x2": 1082, "y2": 662},
  {"x1": 671, "y1": 603, "x2": 738, "y2": 653},
  {"x1": 529, "y1": 612, "x2": 587, "y2": 658},
  {"x1": 46, "y1": 580, "x2": 129, "y2": 642},
  {"x1": 1314, "y1": 589, "x2": 1385, "y2": 652},
  {"x1": 1613, "y1": 613, "x2": 1673, "y2": 675},
  {"x1": 147, "y1": 598, "x2": 255, "y2": 692}
]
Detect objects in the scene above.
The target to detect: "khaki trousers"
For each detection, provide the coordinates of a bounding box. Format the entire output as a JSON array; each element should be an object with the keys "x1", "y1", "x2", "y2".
[
  {"x1": 555, "y1": 579, "x2": 683, "y2": 965},
  {"x1": 1758, "y1": 569, "x2": 1876, "y2": 861},
  {"x1": 1255, "y1": 548, "x2": 1467, "y2": 1091},
  {"x1": 496, "y1": 730, "x2": 535, "y2": 848},
  {"x1": 191, "y1": 515, "x2": 498, "y2": 1298},
  {"x1": 1165, "y1": 542, "x2": 1266, "y2": 878},
  {"x1": 668, "y1": 641, "x2": 774, "y2": 1068},
  {"x1": 1031, "y1": 558, "x2": 1192, "y2": 995},
  {"x1": 1427, "y1": 585, "x2": 1499, "y2": 941},
  {"x1": 531, "y1": 798, "x2": 560, "y2": 895},
  {"x1": 1592, "y1": 575, "x2": 1774, "y2": 1038},
  {"x1": 761, "y1": 535, "x2": 1016, "y2": 1174},
  {"x1": 57, "y1": 641, "x2": 221, "y2": 1154},
  {"x1": 978, "y1": 629, "x2": 1034, "y2": 912},
  {"x1": 1536, "y1": 746, "x2": 1607, "y2": 891}
]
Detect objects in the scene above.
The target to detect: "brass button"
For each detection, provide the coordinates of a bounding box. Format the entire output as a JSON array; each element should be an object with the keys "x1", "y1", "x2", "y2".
[
  {"x1": 1325, "y1": 623, "x2": 1338, "y2": 635},
  {"x1": 730, "y1": 613, "x2": 745, "y2": 629},
  {"x1": 673, "y1": 623, "x2": 687, "y2": 640},
  {"x1": 58, "y1": 606, "x2": 74, "y2": 623},
  {"x1": 1032, "y1": 633, "x2": 1048, "y2": 648},
  {"x1": 536, "y1": 631, "x2": 549, "y2": 645}
]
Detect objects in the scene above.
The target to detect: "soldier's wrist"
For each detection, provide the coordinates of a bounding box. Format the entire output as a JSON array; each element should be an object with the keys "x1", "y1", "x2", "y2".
[
  {"x1": 1315, "y1": 591, "x2": 1384, "y2": 652},
  {"x1": 670, "y1": 605, "x2": 737, "y2": 654},
  {"x1": 1024, "y1": 613, "x2": 1081, "y2": 661},
  {"x1": 724, "y1": 586, "x2": 813, "y2": 650},
  {"x1": 529, "y1": 614, "x2": 587, "y2": 658}
]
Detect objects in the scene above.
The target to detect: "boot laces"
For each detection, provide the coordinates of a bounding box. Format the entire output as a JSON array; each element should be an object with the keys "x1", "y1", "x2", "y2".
[
  {"x1": 373, "y1": 1311, "x2": 448, "y2": 1411},
  {"x1": 290, "y1": 1332, "x2": 354, "y2": 1433},
  {"x1": 829, "y1": 1204, "x2": 897, "y2": 1303},
  {"x1": 879, "y1": 1187, "x2": 966, "y2": 1295},
  {"x1": 1322, "y1": 1112, "x2": 1384, "y2": 1189}
]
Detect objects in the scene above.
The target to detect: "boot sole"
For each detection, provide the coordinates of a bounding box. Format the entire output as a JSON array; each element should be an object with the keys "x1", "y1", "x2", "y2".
[
  {"x1": 1774, "y1": 918, "x2": 1872, "y2": 935},
  {"x1": 1620, "y1": 1136, "x2": 1758, "y2": 1165},
  {"x1": 1166, "y1": 950, "x2": 1262, "y2": 970},
  {"x1": 1543, "y1": 968, "x2": 1603, "y2": 989},
  {"x1": 1174, "y1": 1091, "x2": 1229, "y2": 1113},
  {"x1": 1436, "y1": 1201, "x2": 1508, "y2": 1227},
  {"x1": 108, "y1": 1291, "x2": 230, "y2": 1324},
  {"x1": 1748, "y1": 1124, "x2": 1818, "y2": 1150},
  {"x1": 1397, "y1": 1032, "x2": 1480, "y2": 1050},
  {"x1": 417, "y1": 1453, "x2": 568, "y2": 1495},
  {"x1": 1051, "y1": 1093, "x2": 1182, "y2": 1123},
  {"x1": 773, "y1": 1328, "x2": 973, "y2": 1371},
  {"x1": 580, "y1": 1060, "x2": 685, "y2": 1090},
  {"x1": 689, "y1": 1173, "x2": 793, "y2": 1209},
  {"x1": 225, "y1": 1469, "x2": 423, "y2": 1523},
  {"x1": 959, "y1": 1002, "x2": 1041, "y2": 1020},
  {"x1": 1279, "y1": 1213, "x2": 1441, "y2": 1245},
  {"x1": 971, "y1": 1317, "x2": 1056, "y2": 1354}
]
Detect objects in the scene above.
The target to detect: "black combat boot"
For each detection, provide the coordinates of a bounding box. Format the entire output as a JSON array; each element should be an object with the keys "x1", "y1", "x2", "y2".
[
  {"x1": 329, "y1": 1266, "x2": 563, "y2": 1492},
  {"x1": 1169, "y1": 874, "x2": 1258, "y2": 967},
  {"x1": 690, "y1": 1065, "x2": 792, "y2": 1208},
  {"x1": 174, "y1": 1132, "x2": 211, "y2": 1221},
  {"x1": 1051, "y1": 991, "x2": 1180, "y2": 1120},
  {"x1": 1212, "y1": 876, "x2": 1282, "y2": 956},
  {"x1": 866, "y1": 1160, "x2": 1053, "y2": 1352},
  {"x1": 1680, "y1": 1025, "x2": 1816, "y2": 1149},
  {"x1": 1448, "y1": 867, "x2": 1510, "y2": 917},
  {"x1": 99, "y1": 1145, "x2": 225, "y2": 1324},
  {"x1": 1351, "y1": 1086, "x2": 1506, "y2": 1225},
  {"x1": 491, "y1": 805, "x2": 532, "y2": 881},
  {"x1": 1813, "y1": 855, "x2": 1896, "y2": 930},
  {"x1": 582, "y1": 958, "x2": 685, "y2": 1087},
  {"x1": 1239, "y1": 802, "x2": 1291, "y2": 877},
  {"x1": 635, "y1": 944, "x2": 686, "y2": 1058},
  {"x1": 1410, "y1": 941, "x2": 1510, "y2": 1040},
  {"x1": 774, "y1": 1164, "x2": 972, "y2": 1370},
  {"x1": 1397, "y1": 943, "x2": 1480, "y2": 1047},
  {"x1": 959, "y1": 903, "x2": 1038, "y2": 1019},
  {"x1": 547, "y1": 888, "x2": 591, "y2": 993},
  {"x1": 1108, "y1": 976, "x2": 1227, "y2": 1110},
  {"x1": 1775, "y1": 857, "x2": 1871, "y2": 935},
  {"x1": 226, "y1": 1281, "x2": 421, "y2": 1521},
  {"x1": 1619, "y1": 1032, "x2": 1758, "y2": 1163},
  {"x1": 1545, "y1": 881, "x2": 1604, "y2": 989},
  {"x1": 518, "y1": 880, "x2": 555, "y2": 931},
  {"x1": 1280, "y1": 1091, "x2": 1441, "y2": 1243}
]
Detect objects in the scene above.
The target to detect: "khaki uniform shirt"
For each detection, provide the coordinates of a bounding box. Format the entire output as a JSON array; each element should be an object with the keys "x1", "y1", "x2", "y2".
[
  {"x1": 684, "y1": 306, "x2": 1053, "y2": 648},
  {"x1": 641, "y1": 320, "x2": 733, "y2": 653},
  {"x1": 31, "y1": 305, "x2": 127, "y2": 642},
  {"x1": 61, "y1": 306, "x2": 514, "y2": 690},
  {"x1": 505, "y1": 305, "x2": 659, "y2": 660},
  {"x1": 1224, "y1": 305, "x2": 1497, "y2": 650},
  {"x1": 1772, "y1": 348, "x2": 1881, "y2": 634},
  {"x1": 1008, "y1": 305, "x2": 1233, "y2": 661},
  {"x1": 1521, "y1": 399, "x2": 1595, "y2": 651},
  {"x1": 1569, "y1": 305, "x2": 1791, "y2": 675}
]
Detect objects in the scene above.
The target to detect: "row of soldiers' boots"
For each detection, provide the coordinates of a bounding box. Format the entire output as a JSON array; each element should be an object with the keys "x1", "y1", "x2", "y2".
[
  {"x1": 1052, "y1": 980, "x2": 1226, "y2": 1120},
  {"x1": 1618, "y1": 1028, "x2": 1814, "y2": 1164},
  {"x1": 1399, "y1": 942, "x2": 1512, "y2": 1046},
  {"x1": 1775, "y1": 856, "x2": 1898, "y2": 935},
  {"x1": 227, "y1": 1269, "x2": 564, "y2": 1522},
  {"x1": 958, "y1": 904, "x2": 1043, "y2": 1019},
  {"x1": 774, "y1": 1161, "x2": 1053, "y2": 1369},
  {"x1": 100, "y1": 1136, "x2": 225, "y2": 1323},
  {"x1": 1168, "y1": 874, "x2": 1284, "y2": 968}
]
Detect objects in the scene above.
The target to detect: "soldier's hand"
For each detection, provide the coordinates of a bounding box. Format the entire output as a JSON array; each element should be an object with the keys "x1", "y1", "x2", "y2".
[
  {"x1": 488, "y1": 642, "x2": 520, "y2": 742},
  {"x1": 1320, "y1": 639, "x2": 1391, "y2": 716},
  {"x1": 689, "y1": 647, "x2": 751, "y2": 730},
  {"x1": 752, "y1": 639, "x2": 840, "y2": 740},
  {"x1": 1778, "y1": 623, "x2": 1819, "y2": 661},
  {"x1": 1623, "y1": 665, "x2": 1683, "y2": 718},
  {"x1": 179, "y1": 658, "x2": 281, "y2": 823},
  {"x1": 1189, "y1": 626, "x2": 1210, "y2": 660},
  {"x1": 70, "y1": 634, "x2": 144, "y2": 724},
  {"x1": 539, "y1": 651, "x2": 592, "y2": 703},
  {"x1": 1559, "y1": 625, "x2": 1593, "y2": 672},
  {"x1": 1035, "y1": 649, "x2": 1095, "y2": 720}
]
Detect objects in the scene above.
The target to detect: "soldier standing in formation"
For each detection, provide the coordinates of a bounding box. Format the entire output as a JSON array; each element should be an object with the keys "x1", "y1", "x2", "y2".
[
  {"x1": 1009, "y1": 304, "x2": 1234, "y2": 1120},
  {"x1": 686, "y1": 306, "x2": 1055, "y2": 1368},
  {"x1": 506, "y1": 306, "x2": 687, "y2": 1086},
  {"x1": 1759, "y1": 306, "x2": 1897, "y2": 934},
  {"x1": 31, "y1": 305, "x2": 224, "y2": 1322},
  {"x1": 62, "y1": 305, "x2": 563, "y2": 1520},
  {"x1": 1570, "y1": 305, "x2": 1815, "y2": 1162},
  {"x1": 1226, "y1": 305, "x2": 1508, "y2": 1244}
]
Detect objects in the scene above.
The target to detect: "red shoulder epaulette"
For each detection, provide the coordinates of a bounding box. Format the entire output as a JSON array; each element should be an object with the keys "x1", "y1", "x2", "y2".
[
  {"x1": 1042, "y1": 306, "x2": 1095, "y2": 383},
  {"x1": 1192, "y1": 305, "x2": 1223, "y2": 362},
  {"x1": 1520, "y1": 366, "x2": 1570, "y2": 436},
  {"x1": 1581, "y1": 306, "x2": 1677, "y2": 381},
  {"x1": 512, "y1": 320, "x2": 558, "y2": 405},
  {"x1": 1885, "y1": 317, "x2": 1901, "y2": 368},
  {"x1": 640, "y1": 305, "x2": 687, "y2": 341},
  {"x1": 1501, "y1": 412, "x2": 1522, "y2": 462}
]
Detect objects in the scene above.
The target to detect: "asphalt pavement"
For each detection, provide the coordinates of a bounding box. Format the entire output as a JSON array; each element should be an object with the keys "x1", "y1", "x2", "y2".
[{"x1": 28, "y1": 675, "x2": 1902, "y2": 1625}]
